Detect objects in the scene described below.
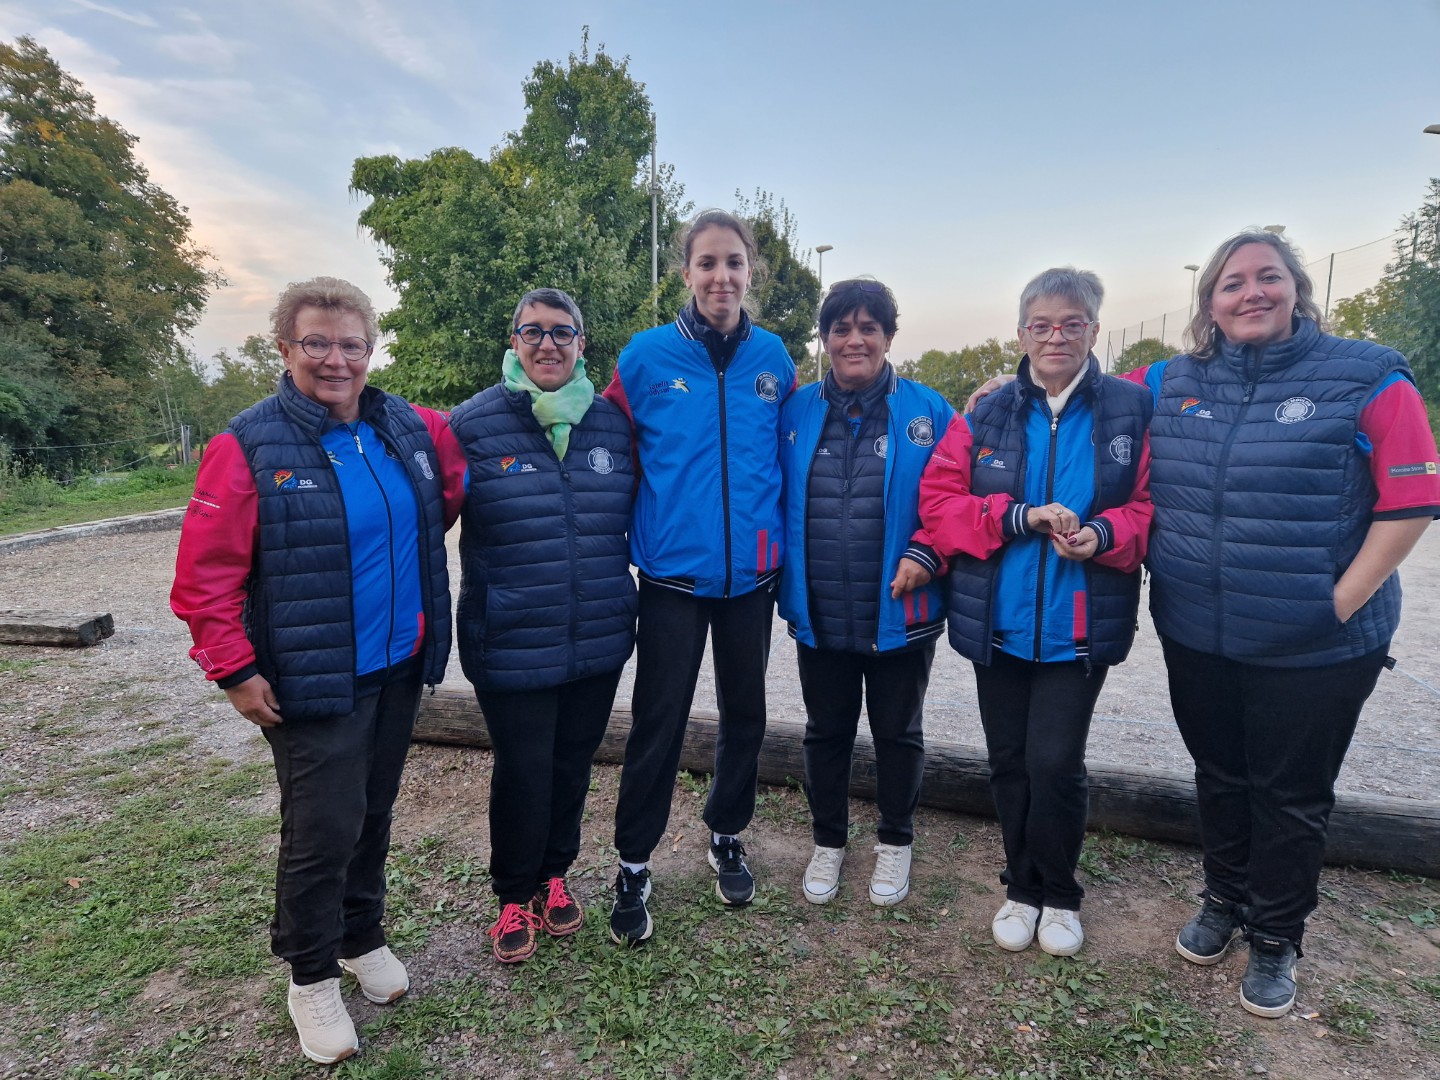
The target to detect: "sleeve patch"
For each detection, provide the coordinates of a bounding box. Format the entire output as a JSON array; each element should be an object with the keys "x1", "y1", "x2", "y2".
[{"x1": 1388, "y1": 462, "x2": 1438, "y2": 478}]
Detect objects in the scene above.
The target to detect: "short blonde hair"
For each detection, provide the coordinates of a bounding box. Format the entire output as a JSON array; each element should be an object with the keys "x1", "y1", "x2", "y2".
[{"x1": 270, "y1": 276, "x2": 379, "y2": 343}]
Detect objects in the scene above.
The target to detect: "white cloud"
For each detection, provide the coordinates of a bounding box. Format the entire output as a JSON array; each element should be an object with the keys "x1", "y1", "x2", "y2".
[
  {"x1": 62, "y1": 0, "x2": 157, "y2": 28},
  {"x1": 153, "y1": 29, "x2": 240, "y2": 69}
]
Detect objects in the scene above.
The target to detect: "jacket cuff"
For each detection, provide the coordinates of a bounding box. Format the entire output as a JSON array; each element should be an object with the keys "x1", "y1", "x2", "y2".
[
  {"x1": 216, "y1": 664, "x2": 258, "y2": 691},
  {"x1": 901, "y1": 543, "x2": 941, "y2": 576},
  {"x1": 1083, "y1": 517, "x2": 1114, "y2": 555},
  {"x1": 1005, "y1": 502, "x2": 1032, "y2": 540}
]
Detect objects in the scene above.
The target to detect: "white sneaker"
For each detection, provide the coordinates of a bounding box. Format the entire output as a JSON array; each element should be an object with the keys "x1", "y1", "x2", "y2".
[
  {"x1": 1037, "y1": 907, "x2": 1084, "y2": 957},
  {"x1": 802, "y1": 845, "x2": 845, "y2": 904},
  {"x1": 287, "y1": 978, "x2": 359, "y2": 1064},
  {"x1": 991, "y1": 900, "x2": 1041, "y2": 951},
  {"x1": 868, "y1": 843, "x2": 911, "y2": 906},
  {"x1": 339, "y1": 945, "x2": 409, "y2": 1004}
]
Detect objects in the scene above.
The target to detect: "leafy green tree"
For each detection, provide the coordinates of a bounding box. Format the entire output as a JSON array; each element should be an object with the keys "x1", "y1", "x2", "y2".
[
  {"x1": 734, "y1": 190, "x2": 820, "y2": 371},
  {"x1": 897, "y1": 338, "x2": 1021, "y2": 411},
  {"x1": 0, "y1": 37, "x2": 218, "y2": 454},
  {"x1": 352, "y1": 34, "x2": 688, "y2": 406},
  {"x1": 1329, "y1": 181, "x2": 1440, "y2": 407},
  {"x1": 1112, "y1": 337, "x2": 1176, "y2": 375}
]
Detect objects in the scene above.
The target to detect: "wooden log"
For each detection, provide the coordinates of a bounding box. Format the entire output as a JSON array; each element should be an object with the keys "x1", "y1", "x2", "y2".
[
  {"x1": 0, "y1": 609, "x2": 115, "y2": 647},
  {"x1": 414, "y1": 686, "x2": 1440, "y2": 879}
]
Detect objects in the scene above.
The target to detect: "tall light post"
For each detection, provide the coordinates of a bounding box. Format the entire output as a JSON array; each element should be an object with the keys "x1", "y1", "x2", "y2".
[
  {"x1": 1184, "y1": 263, "x2": 1200, "y2": 323},
  {"x1": 813, "y1": 244, "x2": 833, "y2": 382}
]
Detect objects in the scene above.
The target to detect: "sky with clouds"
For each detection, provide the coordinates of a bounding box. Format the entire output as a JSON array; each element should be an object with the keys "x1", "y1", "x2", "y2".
[{"x1": 4, "y1": 0, "x2": 1439, "y2": 373}]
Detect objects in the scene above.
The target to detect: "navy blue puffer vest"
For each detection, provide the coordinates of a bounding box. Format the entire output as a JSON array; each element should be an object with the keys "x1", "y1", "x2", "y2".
[
  {"x1": 947, "y1": 360, "x2": 1152, "y2": 666},
  {"x1": 1147, "y1": 320, "x2": 1409, "y2": 666},
  {"x1": 450, "y1": 384, "x2": 637, "y2": 692},
  {"x1": 229, "y1": 377, "x2": 451, "y2": 718}
]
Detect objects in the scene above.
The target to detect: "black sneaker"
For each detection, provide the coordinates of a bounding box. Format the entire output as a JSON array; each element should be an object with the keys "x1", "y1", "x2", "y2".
[
  {"x1": 609, "y1": 867, "x2": 653, "y2": 946},
  {"x1": 1175, "y1": 890, "x2": 1244, "y2": 965},
  {"x1": 707, "y1": 836, "x2": 755, "y2": 906},
  {"x1": 1240, "y1": 935, "x2": 1298, "y2": 1018}
]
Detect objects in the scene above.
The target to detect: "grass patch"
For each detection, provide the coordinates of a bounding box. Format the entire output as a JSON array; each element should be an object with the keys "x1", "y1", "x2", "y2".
[
  {"x1": 0, "y1": 757, "x2": 275, "y2": 1021},
  {"x1": 0, "y1": 464, "x2": 194, "y2": 536}
]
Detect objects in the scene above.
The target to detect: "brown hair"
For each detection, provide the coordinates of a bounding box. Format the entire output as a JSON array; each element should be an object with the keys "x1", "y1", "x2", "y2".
[
  {"x1": 1184, "y1": 231, "x2": 1323, "y2": 359},
  {"x1": 270, "y1": 276, "x2": 379, "y2": 344}
]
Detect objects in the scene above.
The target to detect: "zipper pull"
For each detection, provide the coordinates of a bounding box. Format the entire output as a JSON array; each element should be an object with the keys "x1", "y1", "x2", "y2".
[{"x1": 347, "y1": 425, "x2": 364, "y2": 454}]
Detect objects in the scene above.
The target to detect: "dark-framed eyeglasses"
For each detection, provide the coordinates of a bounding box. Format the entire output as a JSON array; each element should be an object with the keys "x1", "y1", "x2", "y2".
[
  {"x1": 288, "y1": 335, "x2": 373, "y2": 361},
  {"x1": 1023, "y1": 320, "x2": 1092, "y2": 342},
  {"x1": 515, "y1": 323, "x2": 579, "y2": 347}
]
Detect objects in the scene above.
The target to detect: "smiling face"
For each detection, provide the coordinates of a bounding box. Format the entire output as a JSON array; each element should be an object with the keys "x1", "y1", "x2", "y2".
[
  {"x1": 681, "y1": 224, "x2": 752, "y2": 335},
  {"x1": 1018, "y1": 296, "x2": 1097, "y2": 395},
  {"x1": 278, "y1": 305, "x2": 370, "y2": 423},
  {"x1": 1210, "y1": 242, "x2": 1298, "y2": 348},
  {"x1": 825, "y1": 305, "x2": 893, "y2": 390},
  {"x1": 511, "y1": 302, "x2": 584, "y2": 391}
]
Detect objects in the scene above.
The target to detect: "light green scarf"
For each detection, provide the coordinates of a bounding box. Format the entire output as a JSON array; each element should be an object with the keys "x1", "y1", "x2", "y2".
[{"x1": 502, "y1": 348, "x2": 595, "y2": 460}]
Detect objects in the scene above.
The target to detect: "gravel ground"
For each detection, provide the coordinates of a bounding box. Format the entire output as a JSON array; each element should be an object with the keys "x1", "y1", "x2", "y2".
[{"x1": 1, "y1": 514, "x2": 1436, "y2": 812}]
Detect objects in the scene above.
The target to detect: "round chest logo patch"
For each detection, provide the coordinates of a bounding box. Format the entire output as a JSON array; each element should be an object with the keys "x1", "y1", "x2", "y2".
[
  {"x1": 754, "y1": 371, "x2": 780, "y2": 403},
  {"x1": 874, "y1": 435, "x2": 889, "y2": 459},
  {"x1": 1108, "y1": 434, "x2": 1133, "y2": 465},
  {"x1": 906, "y1": 416, "x2": 936, "y2": 447},
  {"x1": 1276, "y1": 396, "x2": 1316, "y2": 424},
  {"x1": 588, "y1": 447, "x2": 614, "y2": 474}
]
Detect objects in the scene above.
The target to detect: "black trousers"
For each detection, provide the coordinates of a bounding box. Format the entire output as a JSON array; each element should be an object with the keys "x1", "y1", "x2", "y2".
[
  {"x1": 972, "y1": 652, "x2": 1108, "y2": 912},
  {"x1": 613, "y1": 578, "x2": 775, "y2": 864},
  {"x1": 797, "y1": 641, "x2": 934, "y2": 848},
  {"x1": 263, "y1": 667, "x2": 421, "y2": 984},
  {"x1": 1162, "y1": 637, "x2": 1386, "y2": 943},
  {"x1": 477, "y1": 668, "x2": 622, "y2": 905}
]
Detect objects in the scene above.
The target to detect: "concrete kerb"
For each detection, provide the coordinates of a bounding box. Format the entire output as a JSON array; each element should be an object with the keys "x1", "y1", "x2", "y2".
[{"x1": 0, "y1": 507, "x2": 186, "y2": 555}]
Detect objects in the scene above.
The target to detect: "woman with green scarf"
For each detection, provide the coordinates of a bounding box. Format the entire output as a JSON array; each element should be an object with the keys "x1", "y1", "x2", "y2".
[{"x1": 449, "y1": 288, "x2": 638, "y2": 964}]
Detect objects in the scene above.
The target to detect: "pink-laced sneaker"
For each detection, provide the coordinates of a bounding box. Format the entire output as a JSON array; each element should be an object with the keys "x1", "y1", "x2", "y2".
[
  {"x1": 535, "y1": 877, "x2": 584, "y2": 937},
  {"x1": 489, "y1": 900, "x2": 543, "y2": 963}
]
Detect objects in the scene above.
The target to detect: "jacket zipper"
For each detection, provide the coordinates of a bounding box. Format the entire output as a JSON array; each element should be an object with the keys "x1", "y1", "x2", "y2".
[
  {"x1": 347, "y1": 424, "x2": 399, "y2": 668},
  {"x1": 1209, "y1": 348, "x2": 1260, "y2": 650},
  {"x1": 1033, "y1": 410, "x2": 1060, "y2": 662},
  {"x1": 717, "y1": 367, "x2": 733, "y2": 598}
]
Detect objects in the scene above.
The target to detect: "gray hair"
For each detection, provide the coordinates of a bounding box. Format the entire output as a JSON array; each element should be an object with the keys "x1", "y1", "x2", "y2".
[
  {"x1": 1184, "y1": 230, "x2": 1323, "y2": 360},
  {"x1": 270, "y1": 276, "x2": 379, "y2": 343},
  {"x1": 512, "y1": 287, "x2": 585, "y2": 335},
  {"x1": 1017, "y1": 267, "x2": 1105, "y2": 326}
]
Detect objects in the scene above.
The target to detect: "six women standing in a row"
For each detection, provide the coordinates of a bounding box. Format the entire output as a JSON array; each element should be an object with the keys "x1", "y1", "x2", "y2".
[{"x1": 174, "y1": 217, "x2": 1438, "y2": 1066}]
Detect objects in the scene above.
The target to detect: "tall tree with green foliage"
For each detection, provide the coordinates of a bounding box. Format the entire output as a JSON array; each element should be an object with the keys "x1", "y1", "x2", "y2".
[
  {"x1": 734, "y1": 190, "x2": 821, "y2": 371},
  {"x1": 897, "y1": 338, "x2": 1022, "y2": 411},
  {"x1": 352, "y1": 34, "x2": 688, "y2": 406},
  {"x1": 1329, "y1": 180, "x2": 1440, "y2": 407},
  {"x1": 0, "y1": 36, "x2": 218, "y2": 456}
]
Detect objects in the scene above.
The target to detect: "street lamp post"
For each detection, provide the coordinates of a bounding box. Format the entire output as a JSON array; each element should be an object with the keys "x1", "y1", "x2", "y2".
[
  {"x1": 813, "y1": 244, "x2": 833, "y2": 382},
  {"x1": 1184, "y1": 263, "x2": 1200, "y2": 323}
]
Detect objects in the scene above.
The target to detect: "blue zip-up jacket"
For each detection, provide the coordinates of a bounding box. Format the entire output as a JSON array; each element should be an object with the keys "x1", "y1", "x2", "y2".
[
  {"x1": 779, "y1": 369, "x2": 953, "y2": 652},
  {"x1": 934, "y1": 358, "x2": 1152, "y2": 667},
  {"x1": 1143, "y1": 319, "x2": 1412, "y2": 666},
  {"x1": 224, "y1": 376, "x2": 451, "y2": 717},
  {"x1": 450, "y1": 383, "x2": 637, "y2": 692},
  {"x1": 604, "y1": 314, "x2": 795, "y2": 598}
]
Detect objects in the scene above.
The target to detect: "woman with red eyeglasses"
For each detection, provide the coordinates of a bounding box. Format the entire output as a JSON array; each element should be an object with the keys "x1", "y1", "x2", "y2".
[{"x1": 916, "y1": 266, "x2": 1153, "y2": 960}]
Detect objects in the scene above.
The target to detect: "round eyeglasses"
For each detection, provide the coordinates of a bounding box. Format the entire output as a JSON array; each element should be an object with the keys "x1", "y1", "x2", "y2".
[
  {"x1": 1023, "y1": 320, "x2": 1092, "y2": 342},
  {"x1": 515, "y1": 324, "x2": 579, "y2": 347},
  {"x1": 288, "y1": 335, "x2": 373, "y2": 361}
]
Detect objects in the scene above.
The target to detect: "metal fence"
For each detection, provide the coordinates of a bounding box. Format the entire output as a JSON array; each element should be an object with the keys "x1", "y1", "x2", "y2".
[{"x1": 1101, "y1": 230, "x2": 1405, "y2": 369}]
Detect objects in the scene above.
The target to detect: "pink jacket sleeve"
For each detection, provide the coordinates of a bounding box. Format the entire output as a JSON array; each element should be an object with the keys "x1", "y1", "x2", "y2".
[
  {"x1": 169, "y1": 432, "x2": 259, "y2": 683},
  {"x1": 913, "y1": 414, "x2": 1015, "y2": 565},
  {"x1": 413, "y1": 404, "x2": 468, "y2": 528}
]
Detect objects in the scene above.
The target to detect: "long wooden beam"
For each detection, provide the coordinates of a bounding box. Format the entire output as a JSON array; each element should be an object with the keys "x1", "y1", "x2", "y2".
[{"x1": 414, "y1": 687, "x2": 1440, "y2": 879}]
